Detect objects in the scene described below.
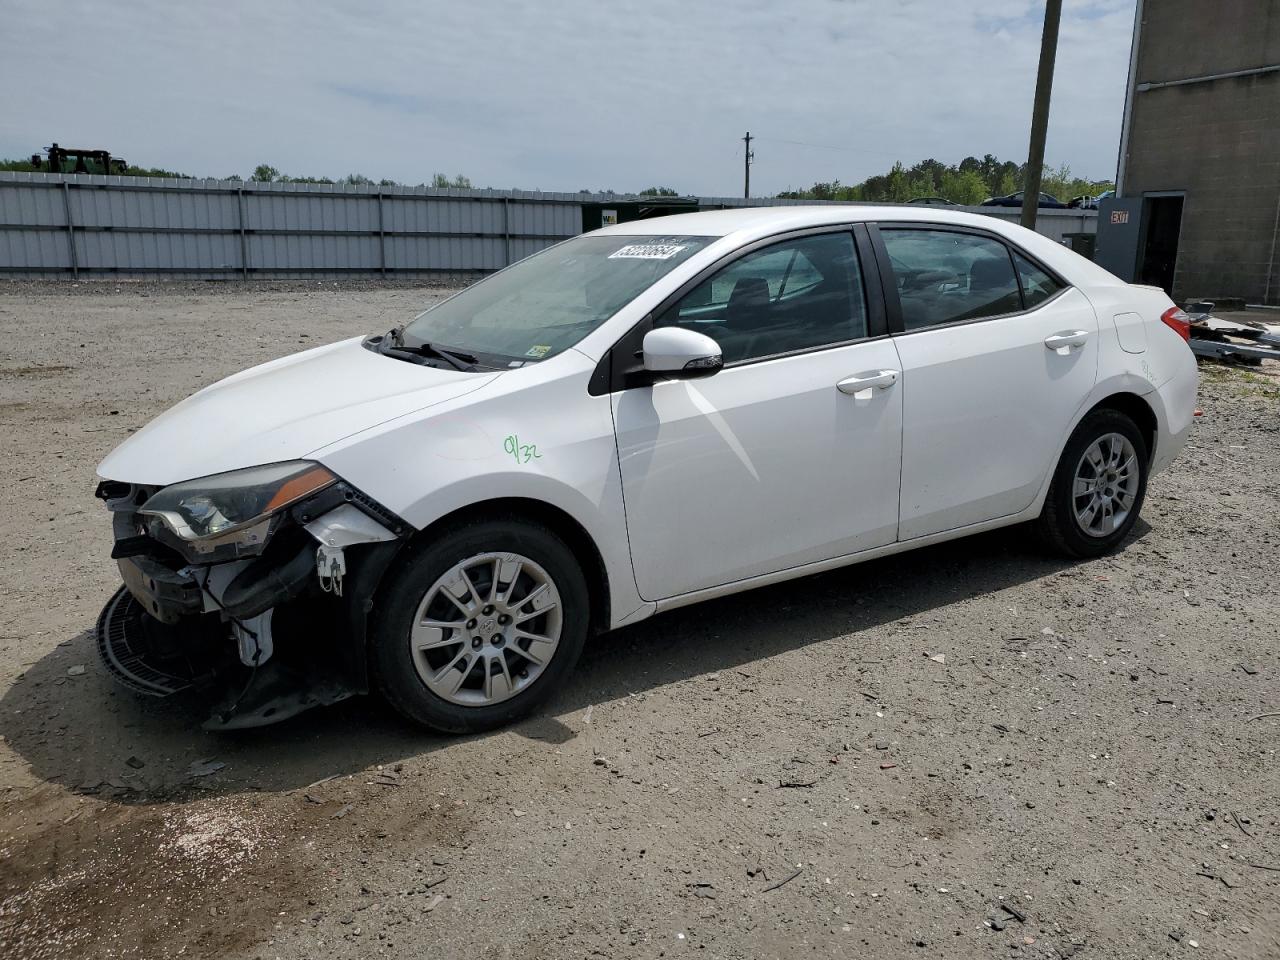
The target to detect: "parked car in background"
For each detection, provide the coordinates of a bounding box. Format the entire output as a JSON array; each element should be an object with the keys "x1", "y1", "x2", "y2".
[
  {"x1": 95, "y1": 206, "x2": 1198, "y2": 734},
  {"x1": 982, "y1": 191, "x2": 1067, "y2": 209},
  {"x1": 906, "y1": 196, "x2": 959, "y2": 206},
  {"x1": 1069, "y1": 190, "x2": 1116, "y2": 210}
]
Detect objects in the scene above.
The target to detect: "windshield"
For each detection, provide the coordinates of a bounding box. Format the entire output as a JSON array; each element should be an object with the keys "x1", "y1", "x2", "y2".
[{"x1": 399, "y1": 234, "x2": 712, "y2": 364}]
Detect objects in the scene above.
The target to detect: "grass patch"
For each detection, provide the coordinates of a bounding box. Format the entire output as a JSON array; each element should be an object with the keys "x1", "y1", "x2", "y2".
[{"x1": 1198, "y1": 360, "x2": 1280, "y2": 399}]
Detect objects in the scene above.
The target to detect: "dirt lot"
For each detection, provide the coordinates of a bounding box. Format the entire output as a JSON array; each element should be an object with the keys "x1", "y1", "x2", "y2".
[{"x1": 0, "y1": 281, "x2": 1277, "y2": 960}]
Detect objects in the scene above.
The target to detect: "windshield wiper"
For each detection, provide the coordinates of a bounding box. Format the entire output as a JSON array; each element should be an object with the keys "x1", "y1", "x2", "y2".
[{"x1": 380, "y1": 328, "x2": 478, "y2": 372}]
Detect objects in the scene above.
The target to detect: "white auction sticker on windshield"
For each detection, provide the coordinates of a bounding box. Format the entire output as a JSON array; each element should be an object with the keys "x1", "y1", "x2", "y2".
[{"x1": 608, "y1": 243, "x2": 688, "y2": 260}]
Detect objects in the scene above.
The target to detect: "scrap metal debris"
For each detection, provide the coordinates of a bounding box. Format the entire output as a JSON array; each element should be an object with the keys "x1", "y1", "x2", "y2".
[
  {"x1": 1187, "y1": 309, "x2": 1280, "y2": 363},
  {"x1": 187, "y1": 759, "x2": 226, "y2": 778},
  {"x1": 762, "y1": 867, "x2": 803, "y2": 892},
  {"x1": 1001, "y1": 903, "x2": 1028, "y2": 923}
]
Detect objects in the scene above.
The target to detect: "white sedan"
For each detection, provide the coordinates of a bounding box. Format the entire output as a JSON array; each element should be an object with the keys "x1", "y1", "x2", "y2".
[{"x1": 95, "y1": 206, "x2": 1198, "y2": 732}]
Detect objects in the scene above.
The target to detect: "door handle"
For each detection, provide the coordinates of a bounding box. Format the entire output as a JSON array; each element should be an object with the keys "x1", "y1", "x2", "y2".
[
  {"x1": 1044, "y1": 331, "x2": 1089, "y2": 354},
  {"x1": 836, "y1": 369, "x2": 899, "y2": 394}
]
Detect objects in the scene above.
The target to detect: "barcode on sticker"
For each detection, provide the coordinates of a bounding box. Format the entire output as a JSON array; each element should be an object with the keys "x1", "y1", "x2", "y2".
[{"x1": 608, "y1": 243, "x2": 688, "y2": 260}]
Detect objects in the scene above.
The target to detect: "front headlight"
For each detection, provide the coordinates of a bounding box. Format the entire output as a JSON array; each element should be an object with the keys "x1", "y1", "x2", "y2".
[{"x1": 138, "y1": 461, "x2": 336, "y2": 559}]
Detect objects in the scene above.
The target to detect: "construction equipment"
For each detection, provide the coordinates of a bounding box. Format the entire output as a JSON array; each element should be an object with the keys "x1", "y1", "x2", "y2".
[{"x1": 30, "y1": 143, "x2": 128, "y2": 175}]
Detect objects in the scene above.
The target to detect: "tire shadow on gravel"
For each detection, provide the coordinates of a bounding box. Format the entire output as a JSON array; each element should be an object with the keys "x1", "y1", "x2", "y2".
[{"x1": 0, "y1": 523, "x2": 1149, "y2": 804}]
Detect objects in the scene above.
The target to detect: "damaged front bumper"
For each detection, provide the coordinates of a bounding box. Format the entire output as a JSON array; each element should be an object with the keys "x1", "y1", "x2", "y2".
[{"x1": 95, "y1": 473, "x2": 409, "y2": 729}]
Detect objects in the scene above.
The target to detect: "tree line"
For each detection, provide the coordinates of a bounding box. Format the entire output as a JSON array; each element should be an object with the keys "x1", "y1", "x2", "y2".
[
  {"x1": 0, "y1": 153, "x2": 1111, "y2": 203},
  {"x1": 776, "y1": 155, "x2": 1113, "y2": 204},
  {"x1": 0, "y1": 155, "x2": 686, "y2": 196},
  {"x1": 0, "y1": 157, "x2": 475, "y2": 189},
  {"x1": 241, "y1": 165, "x2": 474, "y2": 188}
]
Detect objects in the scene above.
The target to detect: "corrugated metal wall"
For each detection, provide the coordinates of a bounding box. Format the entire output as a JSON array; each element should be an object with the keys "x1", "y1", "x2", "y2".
[{"x1": 0, "y1": 173, "x2": 1097, "y2": 279}]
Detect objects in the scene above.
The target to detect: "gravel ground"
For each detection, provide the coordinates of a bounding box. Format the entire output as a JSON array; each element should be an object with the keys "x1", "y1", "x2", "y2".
[{"x1": 0, "y1": 281, "x2": 1277, "y2": 960}]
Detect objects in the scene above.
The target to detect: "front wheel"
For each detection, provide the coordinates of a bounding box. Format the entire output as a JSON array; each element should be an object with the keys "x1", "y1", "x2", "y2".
[
  {"x1": 371, "y1": 517, "x2": 589, "y2": 733},
  {"x1": 1036, "y1": 408, "x2": 1149, "y2": 558}
]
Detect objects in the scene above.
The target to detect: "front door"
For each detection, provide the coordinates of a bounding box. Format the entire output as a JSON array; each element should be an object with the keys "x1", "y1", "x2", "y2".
[
  {"x1": 875, "y1": 225, "x2": 1100, "y2": 540},
  {"x1": 612, "y1": 229, "x2": 904, "y2": 601}
]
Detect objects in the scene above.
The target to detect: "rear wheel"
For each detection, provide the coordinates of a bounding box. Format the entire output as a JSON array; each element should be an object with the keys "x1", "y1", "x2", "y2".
[
  {"x1": 371, "y1": 518, "x2": 589, "y2": 732},
  {"x1": 1036, "y1": 408, "x2": 1149, "y2": 558}
]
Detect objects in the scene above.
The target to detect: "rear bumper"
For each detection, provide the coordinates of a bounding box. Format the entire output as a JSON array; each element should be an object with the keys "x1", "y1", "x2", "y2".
[
  {"x1": 1153, "y1": 415, "x2": 1193, "y2": 476},
  {"x1": 1150, "y1": 355, "x2": 1199, "y2": 475}
]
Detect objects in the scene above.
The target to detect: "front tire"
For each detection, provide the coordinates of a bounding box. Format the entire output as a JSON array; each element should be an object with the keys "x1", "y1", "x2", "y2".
[
  {"x1": 1036, "y1": 408, "x2": 1149, "y2": 558},
  {"x1": 371, "y1": 517, "x2": 589, "y2": 733}
]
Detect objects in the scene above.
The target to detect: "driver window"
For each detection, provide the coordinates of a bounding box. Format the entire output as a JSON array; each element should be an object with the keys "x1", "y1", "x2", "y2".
[{"x1": 655, "y1": 232, "x2": 867, "y2": 364}]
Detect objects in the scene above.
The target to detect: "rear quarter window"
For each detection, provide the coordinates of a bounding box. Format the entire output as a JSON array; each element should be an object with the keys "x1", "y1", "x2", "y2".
[{"x1": 1013, "y1": 251, "x2": 1065, "y2": 308}]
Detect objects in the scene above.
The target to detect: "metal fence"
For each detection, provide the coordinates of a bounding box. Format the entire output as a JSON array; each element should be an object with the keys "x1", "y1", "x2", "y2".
[{"x1": 0, "y1": 172, "x2": 1097, "y2": 280}]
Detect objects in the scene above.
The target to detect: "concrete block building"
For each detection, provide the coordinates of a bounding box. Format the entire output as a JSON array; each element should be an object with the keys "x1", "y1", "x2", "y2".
[{"x1": 1104, "y1": 0, "x2": 1279, "y2": 306}]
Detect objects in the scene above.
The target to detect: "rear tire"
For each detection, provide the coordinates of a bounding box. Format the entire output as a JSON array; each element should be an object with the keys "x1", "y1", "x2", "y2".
[
  {"x1": 1036, "y1": 408, "x2": 1149, "y2": 558},
  {"x1": 370, "y1": 517, "x2": 589, "y2": 733}
]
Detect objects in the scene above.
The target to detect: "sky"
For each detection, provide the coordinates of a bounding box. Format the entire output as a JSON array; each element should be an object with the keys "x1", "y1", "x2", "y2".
[{"x1": 0, "y1": 0, "x2": 1137, "y2": 196}]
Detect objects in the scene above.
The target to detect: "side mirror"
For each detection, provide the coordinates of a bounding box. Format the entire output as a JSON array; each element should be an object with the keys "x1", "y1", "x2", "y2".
[{"x1": 641, "y1": 327, "x2": 723, "y2": 379}]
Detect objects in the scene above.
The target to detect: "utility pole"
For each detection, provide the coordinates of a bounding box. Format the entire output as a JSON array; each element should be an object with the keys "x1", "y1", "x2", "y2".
[
  {"x1": 743, "y1": 131, "x2": 754, "y2": 200},
  {"x1": 1020, "y1": 0, "x2": 1062, "y2": 230}
]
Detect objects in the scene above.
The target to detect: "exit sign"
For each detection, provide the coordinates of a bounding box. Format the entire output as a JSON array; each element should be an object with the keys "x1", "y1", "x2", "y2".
[{"x1": 1110, "y1": 210, "x2": 1130, "y2": 224}]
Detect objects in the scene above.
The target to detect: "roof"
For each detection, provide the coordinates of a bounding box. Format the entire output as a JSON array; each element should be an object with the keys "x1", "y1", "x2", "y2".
[
  {"x1": 591, "y1": 204, "x2": 1030, "y2": 239},
  {"x1": 592, "y1": 203, "x2": 1124, "y2": 293}
]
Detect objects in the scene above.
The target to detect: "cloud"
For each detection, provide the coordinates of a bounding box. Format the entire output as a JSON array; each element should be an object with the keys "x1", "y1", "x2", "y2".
[
  {"x1": 331, "y1": 85, "x2": 432, "y2": 116},
  {"x1": 0, "y1": 0, "x2": 1136, "y2": 193}
]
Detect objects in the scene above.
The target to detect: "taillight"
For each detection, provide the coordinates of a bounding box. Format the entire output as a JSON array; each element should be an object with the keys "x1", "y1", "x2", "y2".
[{"x1": 1160, "y1": 307, "x2": 1192, "y2": 342}]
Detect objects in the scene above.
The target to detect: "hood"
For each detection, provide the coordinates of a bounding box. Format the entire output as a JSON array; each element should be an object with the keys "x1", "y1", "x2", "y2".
[{"x1": 97, "y1": 336, "x2": 500, "y2": 485}]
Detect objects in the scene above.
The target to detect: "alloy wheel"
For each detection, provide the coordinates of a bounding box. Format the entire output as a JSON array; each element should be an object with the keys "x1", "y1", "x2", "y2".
[
  {"x1": 1072, "y1": 432, "x2": 1140, "y2": 538},
  {"x1": 409, "y1": 552, "x2": 562, "y2": 706}
]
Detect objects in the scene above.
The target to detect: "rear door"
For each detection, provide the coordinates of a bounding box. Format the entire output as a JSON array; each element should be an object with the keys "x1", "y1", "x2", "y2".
[{"x1": 872, "y1": 224, "x2": 1099, "y2": 540}]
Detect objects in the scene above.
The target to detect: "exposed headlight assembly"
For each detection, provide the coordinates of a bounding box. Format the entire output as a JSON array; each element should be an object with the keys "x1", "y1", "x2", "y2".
[{"x1": 138, "y1": 461, "x2": 337, "y2": 562}]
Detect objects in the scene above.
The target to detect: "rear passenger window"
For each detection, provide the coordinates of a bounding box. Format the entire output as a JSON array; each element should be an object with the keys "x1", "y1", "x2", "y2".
[
  {"x1": 881, "y1": 229, "x2": 1021, "y2": 330},
  {"x1": 1013, "y1": 251, "x2": 1064, "y2": 308}
]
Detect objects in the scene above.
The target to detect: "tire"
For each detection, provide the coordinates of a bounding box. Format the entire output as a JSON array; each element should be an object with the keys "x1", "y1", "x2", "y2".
[
  {"x1": 1036, "y1": 408, "x2": 1149, "y2": 558},
  {"x1": 370, "y1": 516, "x2": 590, "y2": 733}
]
